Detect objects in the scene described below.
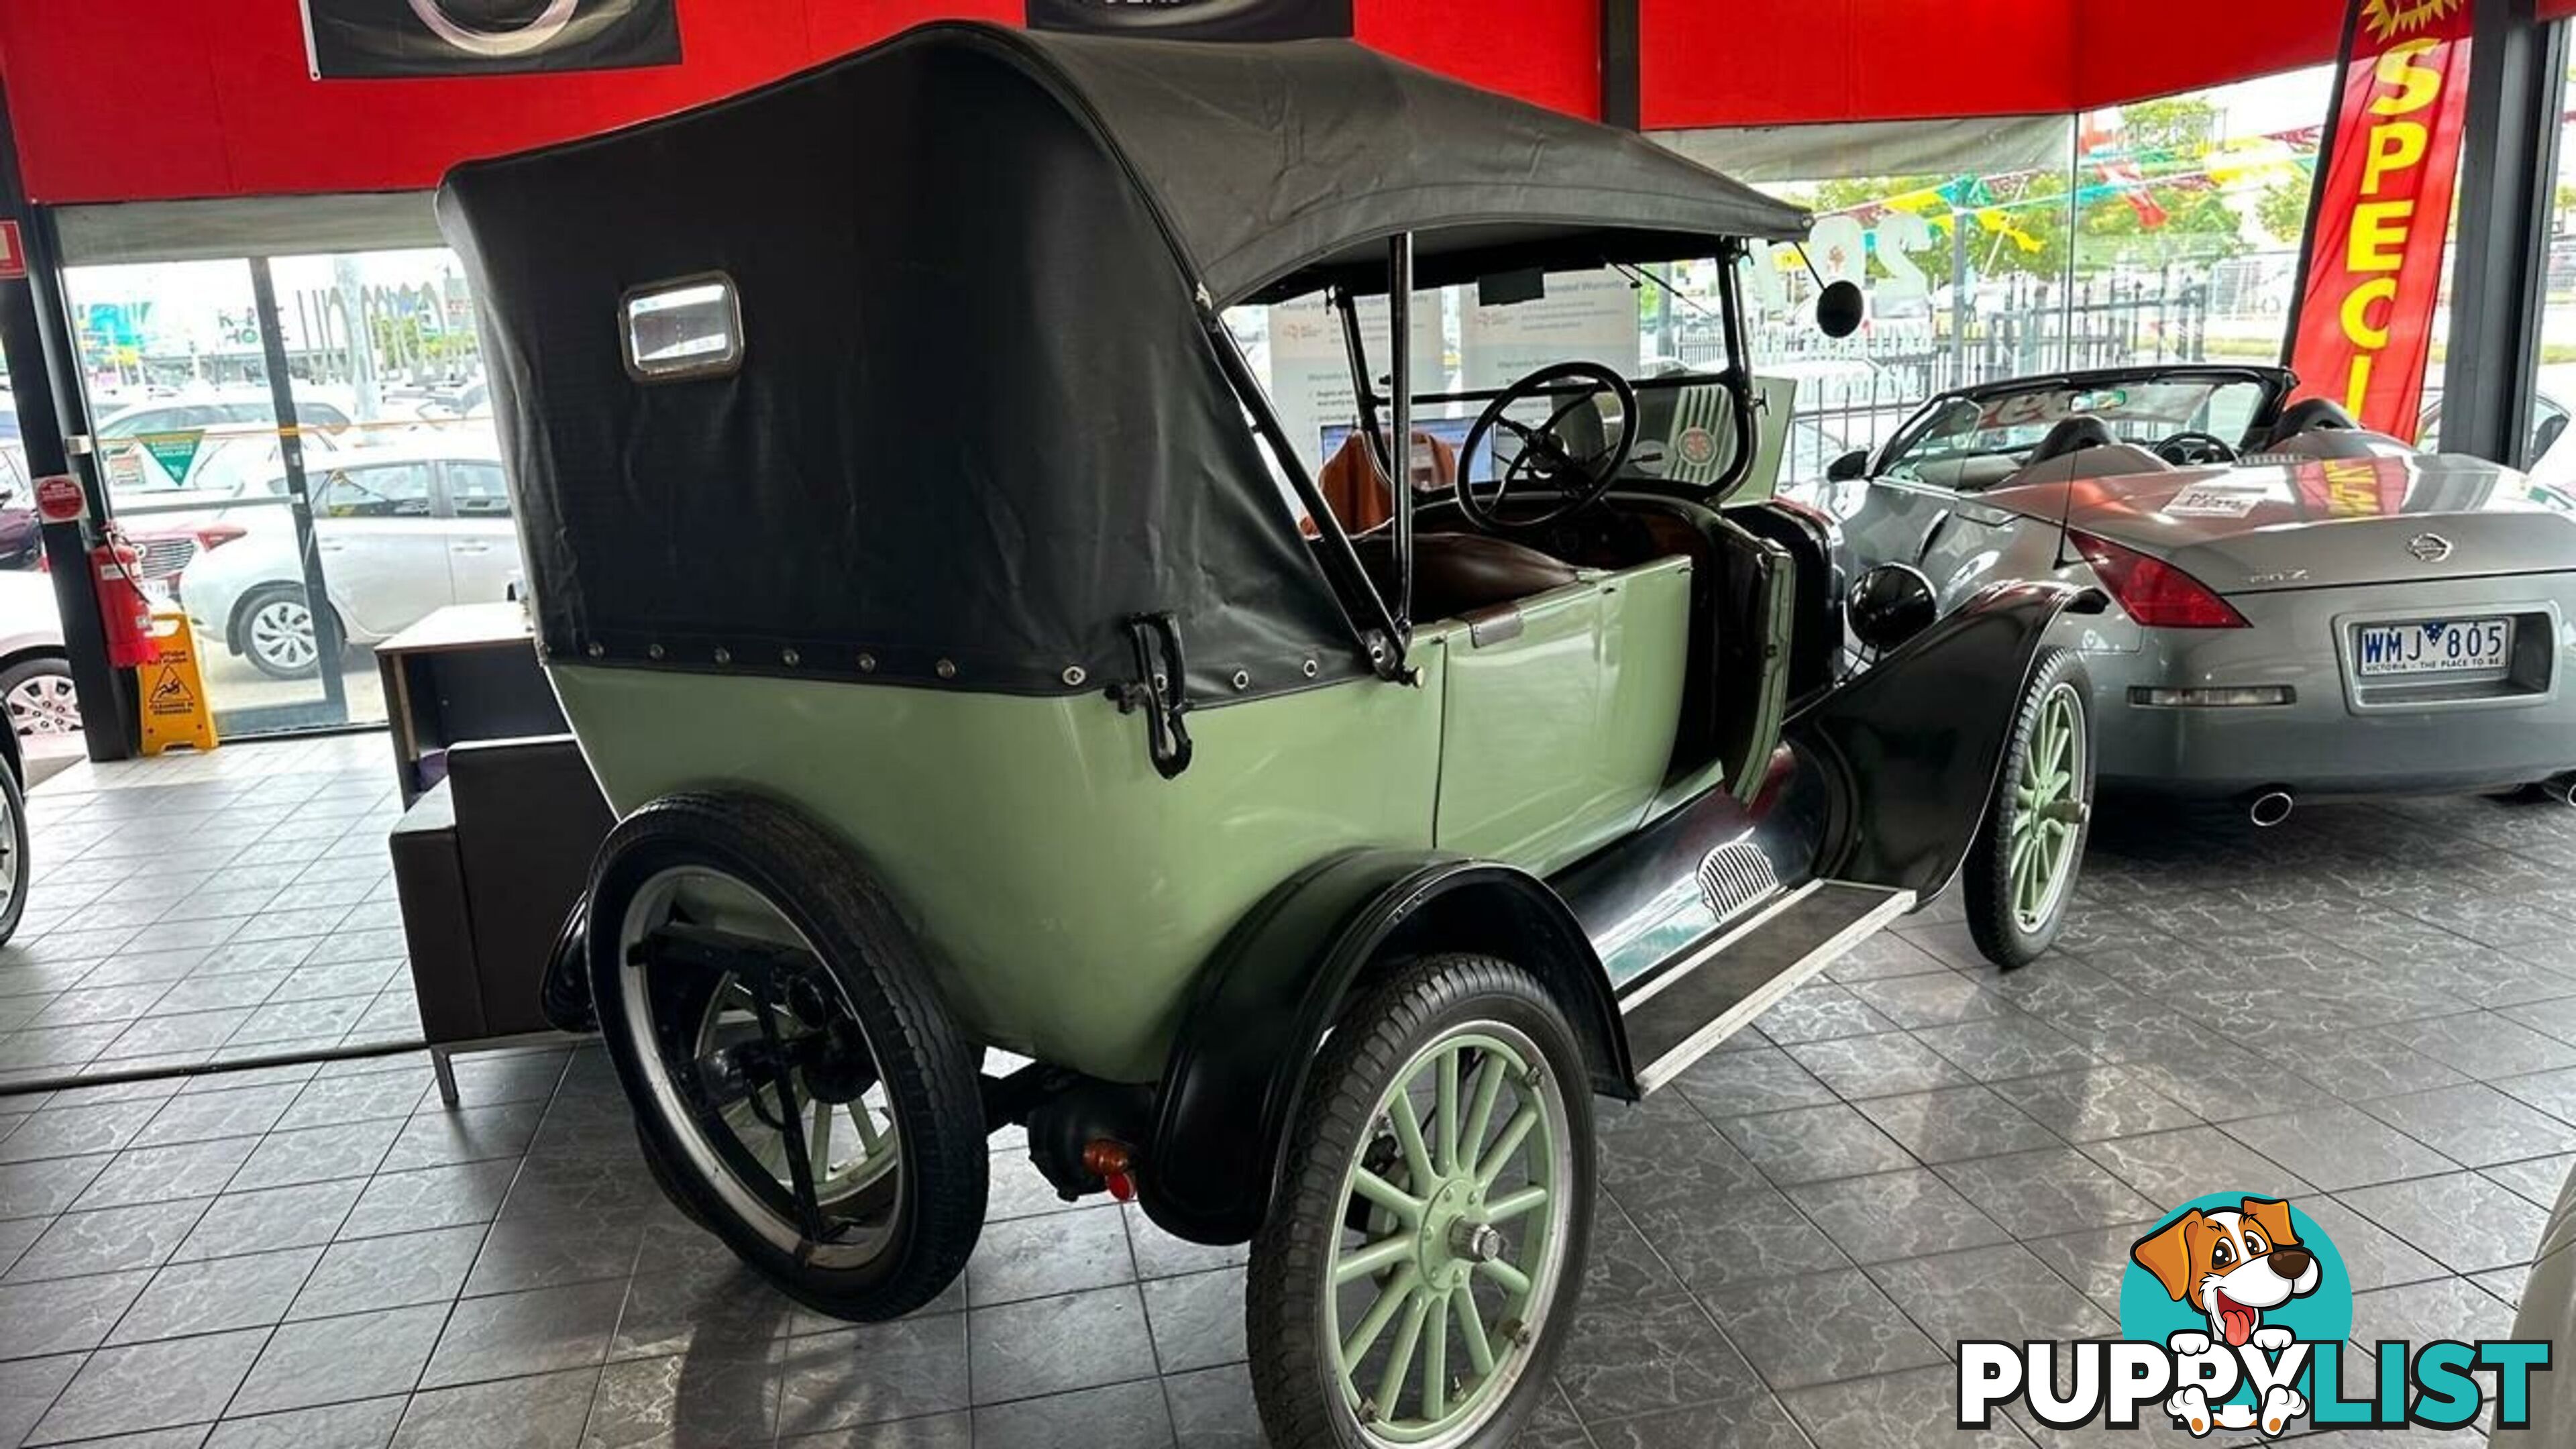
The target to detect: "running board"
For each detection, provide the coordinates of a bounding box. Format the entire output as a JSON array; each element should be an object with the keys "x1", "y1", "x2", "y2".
[{"x1": 1617, "y1": 879, "x2": 1914, "y2": 1095}]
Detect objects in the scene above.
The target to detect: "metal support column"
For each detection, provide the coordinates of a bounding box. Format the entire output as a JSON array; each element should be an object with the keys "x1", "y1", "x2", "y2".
[
  {"x1": 2436, "y1": 0, "x2": 2563, "y2": 465},
  {"x1": 0, "y1": 76, "x2": 133, "y2": 758},
  {"x1": 249, "y1": 257, "x2": 349, "y2": 724},
  {"x1": 1600, "y1": 0, "x2": 1641, "y2": 130}
]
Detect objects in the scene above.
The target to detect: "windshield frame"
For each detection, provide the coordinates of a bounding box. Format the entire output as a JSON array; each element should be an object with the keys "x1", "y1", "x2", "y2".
[{"x1": 1870, "y1": 365, "x2": 2296, "y2": 488}]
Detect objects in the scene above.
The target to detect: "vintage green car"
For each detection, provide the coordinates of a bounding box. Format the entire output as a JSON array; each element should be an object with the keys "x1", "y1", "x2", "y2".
[{"x1": 440, "y1": 22, "x2": 2095, "y2": 1448}]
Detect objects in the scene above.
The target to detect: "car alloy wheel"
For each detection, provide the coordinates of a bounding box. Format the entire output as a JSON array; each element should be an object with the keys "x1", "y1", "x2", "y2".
[
  {"x1": 248, "y1": 595, "x2": 319, "y2": 674},
  {"x1": 2009, "y1": 681, "x2": 2087, "y2": 934},
  {"x1": 3, "y1": 669, "x2": 78, "y2": 737}
]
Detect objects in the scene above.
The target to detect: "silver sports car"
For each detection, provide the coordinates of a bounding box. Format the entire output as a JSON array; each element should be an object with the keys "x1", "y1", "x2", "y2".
[{"x1": 1817, "y1": 364, "x2": 2576, "y2": 820}]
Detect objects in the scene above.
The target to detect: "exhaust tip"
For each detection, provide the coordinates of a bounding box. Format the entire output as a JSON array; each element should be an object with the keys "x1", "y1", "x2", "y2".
[
  {"x1": 2249, "y1": 790, "x2": 2296, "y2": 828},
  {"x1": 2544, "y1": 773, "x2": 2576, "y2": 806}
]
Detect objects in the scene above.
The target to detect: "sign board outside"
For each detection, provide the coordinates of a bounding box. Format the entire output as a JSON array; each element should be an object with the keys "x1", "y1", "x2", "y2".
[
  {"x1": 32, "y1": 474, "x2": 85, "y2": 525},
  {"x1": 300, "y1": 0, "x2": 681, "y2": 80},
  {"x1": 139, "y1": 431, "x2": 205, "y2": 486},
  {"x1": 2284, "y1": 0, "x2": 2475, "y2": 440},
  {"x1": 1026, "y1": 0, "x2": 1351, "y2": 40}
]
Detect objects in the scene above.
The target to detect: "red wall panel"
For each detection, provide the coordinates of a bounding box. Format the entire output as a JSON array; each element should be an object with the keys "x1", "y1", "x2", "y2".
[
  {"x1": 2072, "y1": 0, "x2": 2345, "y2": 109},
  {"x1": 1642, "y1": 0, "x2": 2076, "y2": 129},
  {"x1": 0, "y1": 0, "x2": 2361, "y2": 205},
  {"x1": 1356, "y1": 0, "x2": 1598, "y2": 121}
]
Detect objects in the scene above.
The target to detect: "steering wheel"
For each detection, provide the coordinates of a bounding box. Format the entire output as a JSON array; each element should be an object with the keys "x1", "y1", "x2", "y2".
[
  {"x1": 1454, "y1": 362, "x2": 1638, "y2": 533},
  {"x1": 2155, "y1": 431, "x2": 2239, "y2": 467}
]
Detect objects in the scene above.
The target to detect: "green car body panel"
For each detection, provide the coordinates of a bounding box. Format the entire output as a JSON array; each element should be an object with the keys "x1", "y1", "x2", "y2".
[{"x1": 549, "y1": 558, "x2": 1693, "y2": 1083}]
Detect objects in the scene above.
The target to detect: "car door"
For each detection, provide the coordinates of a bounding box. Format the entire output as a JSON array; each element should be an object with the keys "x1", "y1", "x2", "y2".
[
  {"x1": 310, "y1": 461, "x2": 453, "y2": 641},
  {"x1": 437, "y1": 460, "x2": 521, "y2": 602},
  {"x1": 1431, "y1": 559, "x2": 1693, "y2": 875}
]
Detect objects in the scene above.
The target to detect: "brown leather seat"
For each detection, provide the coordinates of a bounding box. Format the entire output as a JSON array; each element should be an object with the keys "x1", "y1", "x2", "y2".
[{"x1": 1350, "y1": 530, "x2": 1579, "y2": 621}]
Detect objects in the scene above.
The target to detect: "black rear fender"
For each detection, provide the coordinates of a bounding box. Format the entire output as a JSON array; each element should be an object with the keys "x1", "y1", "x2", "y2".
[
  {"x1": 1789, "y1": 580, "x2": 2092, "y2": 899},
  {"x1": 1138, "y1": 849, "x2": 1625, "y2": 1247}
]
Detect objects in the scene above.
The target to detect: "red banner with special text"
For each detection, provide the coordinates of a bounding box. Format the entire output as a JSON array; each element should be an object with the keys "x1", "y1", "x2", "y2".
[{"x1": 2284, "y1": 0, "x2": 2474, "y2": 441}]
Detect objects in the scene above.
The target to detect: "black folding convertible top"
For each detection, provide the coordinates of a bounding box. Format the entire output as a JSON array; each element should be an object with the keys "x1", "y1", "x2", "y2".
[{"x1": 439, "y1": 21, "x2": 1809, "y2": 700}]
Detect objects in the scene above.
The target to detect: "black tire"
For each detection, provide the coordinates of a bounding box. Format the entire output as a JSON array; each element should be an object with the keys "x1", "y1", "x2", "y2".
[
  {"x1": 635, "y1": 1123, "x2": 710, "y2": 1231},
  {"x1": 0, "y1": 759, "x2": 30, "y2": 948},
  {"x1": 231, "y1": 584, "x2": 321, "y2": 680},
  {"x1": 1963, "y1": 647, "x2": 2094, "y2": 969},
  {"x1": 1249, "y1": 954, "x2": 1595, "y2": 1449},
  {"x1": 588, "y1": 792, "x2": 986, "y2": 1322},
  {"x1": 0, "y1": 655, "x2": 78, "y2": 739}
]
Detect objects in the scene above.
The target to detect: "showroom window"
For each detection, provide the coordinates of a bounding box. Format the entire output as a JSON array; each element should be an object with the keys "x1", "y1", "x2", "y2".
[
  {"x1": 2516, "y1": 40, "x2": 2576, "y2": 481},
  {"x1": 54, "y1": 195, "x2": 498, "y2": 738}
]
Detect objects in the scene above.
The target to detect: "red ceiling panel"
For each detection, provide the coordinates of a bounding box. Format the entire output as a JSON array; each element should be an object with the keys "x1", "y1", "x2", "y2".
[{"x1": 0, "y1": 0, "x2": 2370, "y2": 205}]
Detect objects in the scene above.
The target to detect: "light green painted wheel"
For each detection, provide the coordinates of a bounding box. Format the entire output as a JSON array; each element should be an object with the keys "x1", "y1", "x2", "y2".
[
  {"x1": 2008, "y1": 680, "x2": 2087, "y2": 934},
  {"x1": 1322, "y1": 1023, "x2": 1573, "y2": 1445}
]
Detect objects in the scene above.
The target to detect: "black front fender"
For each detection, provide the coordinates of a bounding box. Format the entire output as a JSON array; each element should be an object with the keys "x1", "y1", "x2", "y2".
[
  {"x1": 1788, "y1": 580, "x2": 2090, "y2": 900},
  {"x1": 1138, "y1": 849, "x2": 1626, "y2": 1247}
]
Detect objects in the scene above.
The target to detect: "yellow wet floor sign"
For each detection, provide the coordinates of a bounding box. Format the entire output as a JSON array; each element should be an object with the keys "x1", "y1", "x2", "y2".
[{"x1": 139, "y1": 604, "x2": 217, "y2": 755}]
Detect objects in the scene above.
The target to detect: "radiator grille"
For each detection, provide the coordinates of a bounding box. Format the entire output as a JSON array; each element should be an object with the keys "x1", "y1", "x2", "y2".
[
  {"x1": 1697, "y1": 842, "x2": 1778, "y2": 921},
  {"x1": 135, "y1": 537, "x2": 199, "y2": 580}
]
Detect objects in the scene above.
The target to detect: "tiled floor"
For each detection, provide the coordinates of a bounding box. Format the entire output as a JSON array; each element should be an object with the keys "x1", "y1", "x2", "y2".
[{"x1": 0, "y1": 738, "x2": 2567, "y2": 1445}]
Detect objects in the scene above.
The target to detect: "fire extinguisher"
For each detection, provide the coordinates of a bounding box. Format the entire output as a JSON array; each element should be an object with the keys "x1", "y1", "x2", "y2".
[{"x1": 92, "y1": 525, "x2": 160, "y2": 669}]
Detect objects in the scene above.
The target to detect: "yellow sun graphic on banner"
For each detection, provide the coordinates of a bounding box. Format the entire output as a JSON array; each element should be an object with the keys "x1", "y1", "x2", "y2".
[{"x1": 2360, "y1": 0, "x2": 2465, "y2": 41}]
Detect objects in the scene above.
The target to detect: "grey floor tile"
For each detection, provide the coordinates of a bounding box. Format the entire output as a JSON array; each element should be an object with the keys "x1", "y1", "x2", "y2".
[
  {"x1": 2023, "y1": 1220, "x2": 2162, "y2": 1313},
  {"x1": 2078, "y1": 1127, "x2": 2314, "y2": 1206},
  {"x1": 1785, "y1": 1167, "x2": 2008, "y2": 1265},
  {"x1": 460, "y1": 1208, "x2": 643, "y2": 1297},
  {"x1": 289, "y1": 1225, "x2": 484, "y2": 1321},
  {"x1": 1705, "y1": 1266, "x2": 1945, "y2": 1391},
  {"x1": 1752, "y1": 985, "x2": 1900, "y2": 1045},
  {"x1": 1935, "y1": 1147, "x2": 2162, "y2": 1232},
  {"x1": 2481, "y1": 1153, "x2": 2576, "y2": 1208},
  {"x1": 1715, "y1": 1102, "x2": 1915, "y2": 1187},
  {"x1": 1847, "y1": 972, "x2": 2009, "y2": 1029},
  {"x1": 0, "y1": 1152, "x2": 111, "y2": 1220},
  {"x1": 5, "y1": 1198, "x2": 209, "y2": 1283},
  {"x1": 967, "y1": 1203, "x2": 1135, "y2": 1309},
  {"x1": 336, "y1": 1161, "x2": 517, "y2": 1240},
  {"x1": 1121, "y1": 1204, "x2": 1248, "y2": 1281},
  {"x1": 387, "y1": 1366, "x2": 597, "y2": 1449},
  {"x1": 2359, "y1": 1082, "x2": 2576, "y2": 1169},
  {"x1": 276, "y1": 1073, "x2": 427, "y2": 1132},
  {"x1": 2385, "y1": 1013, "x2": 2576, "y2": 1079},
  {"x1": 0, "y1": 1353, "x2": 85, "y2": 1448},
  {"x1": 129, "y1": 1085, "x2": 301, "y2": 1148},
  {"x1": 1137, "y1": 1265, "x2": 1243, "y2": 1377},
  {"x1": 229, "y1": 1303, "x2": 449, "y2": 1416},
  {"x1": 172, "y1": 1179, "x2": 363, "y2": 1262},
  {"x1": 1621, "y1": 1183, "x2": 1848, "y2": 1293},
  {"x1": 74, "y1": 1138, "x2": 257, "y2": 1211},
  {"x1": 1855, "y1": 1085, "x2": 2064, "y2": 1163},
  {"x1": 968, "y1": 1286, "x2": 1152, "y2": 1405},
  {"x1": 1159, "y1": 1364, "x2": 1260, "y2": 1449},
  {"x1": 226, "y1": 1120, "x2": 401, "y2": 1193},
  {"x1": 586, "y1": 1350, "x2": 779, "y2": 1448},
  {"x1": 971, "y1": 1380, "x2": 1173, "y2": 1448},
  {"x1": 376, "y1": 1103, "x2": 541, "y2": 1173},
  {"x1": 0, "y1": 1099, "x2": 164, "y2": 1164},
  {"x1": 2261, "y1": 1196, "x2": 2446, "y2": 1293},
  {"x1": 420, "y1": 1278, "x2": 627, "y2": 1389},
  {"x1": 1911, "y1": 1014, "x2": 2105, "y2": 1081},
  {"x1": 0, "y1": 1216, "x2": 40, "y2": 1277},
  {"x1": 28, "y1": 1326, "x2": 268, "y2": 1444},
  {"x1": 1552, "y1": 1291, "x2": 1764, "y2": 1422},
  {"x1": 2216, "y1": 1104, "x2": 2463, "y2": 1191},
  {"x1": 606, "y1": 1223, "x2": 796, "y2": 1362},
  {"x1": 1668, "y1": 1045, "x2": 1839, "y2": 1118},
  {"x1": 1583, "y1": 1391, "x2": 1814, "y2": 1449},
  {"x1": 1866, "y1": 1242, "x2": 2117, "y2": 1346},
  {"x1": 211, "y1": 1399, "x2": 414, "y2": 1449},
  {"x1": 777, "y1": 1411, "x2": 974, "y2": 1447},
  {"x1": 782, "y1": 1313, "x2": 973, "y2": 1428},
  {"x1": 107, "y1": 1244, "x2": 321, "y2": 1344},
  {"x1": 0, "y1": 1269, "x2": 152, "y2": 1358},
  {"x1": 2338, "y1": 1173, "x2": 2551, "y2": 1274},
  {"x1": 1784, "y1": 1032, "x2": 1977, "y2": 1098}
]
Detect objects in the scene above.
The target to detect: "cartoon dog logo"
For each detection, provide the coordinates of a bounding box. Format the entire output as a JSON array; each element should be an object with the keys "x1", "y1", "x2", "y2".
[{"x1": 2131, "y1": 1197, "x2": 2320, "y2": 1434}]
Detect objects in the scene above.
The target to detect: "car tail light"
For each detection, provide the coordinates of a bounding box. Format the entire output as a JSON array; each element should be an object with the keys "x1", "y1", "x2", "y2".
[
  {"x1": 2070, "y1": 530, "x2": 2249, "y2": 629},
  {"x1": 193, "y1": 524, "x2": 247, "y2": 551}
]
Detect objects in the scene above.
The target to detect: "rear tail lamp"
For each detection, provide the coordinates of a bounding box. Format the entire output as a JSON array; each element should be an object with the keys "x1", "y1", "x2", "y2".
[
  {"x1": 193, "y1": 524, "x2": 248, "y2": 551},
  {"x1": 2069, "y1": 530, "x2": 2249, "y2": 629}
]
